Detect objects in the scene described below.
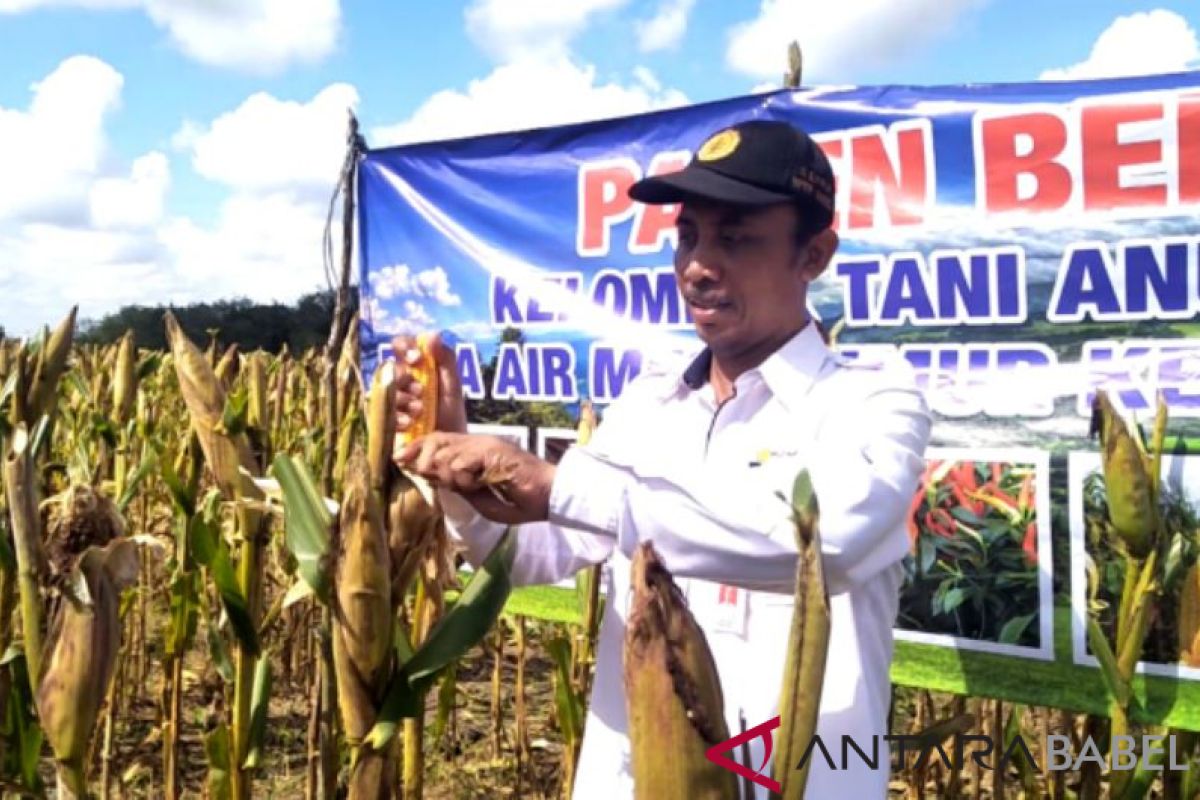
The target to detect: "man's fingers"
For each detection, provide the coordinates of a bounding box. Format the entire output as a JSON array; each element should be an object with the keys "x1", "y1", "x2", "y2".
[{"x1": 429, "y1": 332, "x2": 468, "y2": 433}]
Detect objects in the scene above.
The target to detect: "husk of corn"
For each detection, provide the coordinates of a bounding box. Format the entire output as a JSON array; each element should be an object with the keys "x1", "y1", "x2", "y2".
[
  {"x1": 367, "y1": 360, "x2": 396, "y2": 499},
  {"x1": 214, "y1": 342, "x2": 240, "y2": 389},
  {"x1": 1181, "y1": 563, "x2": 1200, "y2": 667},
  {"x1": 163, "y1": 312, "x2": 260, "y2": 502},
  {"x1": 42, "y1": 484, "x2": 124, "y2": 594},
  {"x1": 773, "y1": 469, "x2": 831, "y2": 799},
  {"x1": 624, "y1": 541, "x2": 736, "y2": 800},
  {"x1": 24, "y1": 306, "x2": 77, "y2": 424},
  {"x1": 246, "y1": 351, "x2": 269, "y2": 433},
  {"x1": 36, "y1": 536, "x2": 139, "y2": 798},
  {"x1": 112, "y1": 330, "x2": 137, "y2": 425},
  {"x1": 333, "y1": 449, "x2": 395, "y2": 799},
  {"x1": 1090, "y1": 390, "x2": 1158, "y2": 558}
]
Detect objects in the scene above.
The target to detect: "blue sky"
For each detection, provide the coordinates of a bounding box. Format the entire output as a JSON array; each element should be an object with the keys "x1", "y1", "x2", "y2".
[{"x1": 1, "y1": 0, "x2": 1198, "y2": 337}]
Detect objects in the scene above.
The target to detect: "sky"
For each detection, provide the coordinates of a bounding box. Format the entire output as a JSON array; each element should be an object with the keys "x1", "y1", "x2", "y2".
[{"x1": 1, "y1": 0, "x2": 1199, "y2": 338}]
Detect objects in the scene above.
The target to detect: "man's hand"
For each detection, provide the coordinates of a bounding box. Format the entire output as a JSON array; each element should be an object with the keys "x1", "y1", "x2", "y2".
[
  {"x1": 390, "y1": 333, "x2": 467, "y2": 436},
  {"x1": 397, "y1": 432, "x2": 556, "y2": 525}
]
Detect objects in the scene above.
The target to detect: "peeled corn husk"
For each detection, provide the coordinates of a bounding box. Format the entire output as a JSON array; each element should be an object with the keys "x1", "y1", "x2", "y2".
[
  {"x1": 37, "y1": 536, "x2": 139, "y2": 796},
  {"x1": 624, "y1": 542, "x2": 737, "y2": 800}
]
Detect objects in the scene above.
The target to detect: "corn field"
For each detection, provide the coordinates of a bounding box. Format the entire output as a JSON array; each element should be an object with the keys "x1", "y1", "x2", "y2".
[{"x1": 0, "y1": 307, "x2": 1198, "y2": 799}]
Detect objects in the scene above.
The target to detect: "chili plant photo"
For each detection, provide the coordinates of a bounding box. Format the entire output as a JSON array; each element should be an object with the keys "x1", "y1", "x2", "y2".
[{"x1": 896, "y1": 452, "x2": 1049, "y2": 655}]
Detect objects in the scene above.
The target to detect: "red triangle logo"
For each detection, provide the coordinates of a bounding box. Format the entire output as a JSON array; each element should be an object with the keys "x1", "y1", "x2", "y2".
[{"x1": 704, "y1": 715, "x2": 783, "y2": 794}]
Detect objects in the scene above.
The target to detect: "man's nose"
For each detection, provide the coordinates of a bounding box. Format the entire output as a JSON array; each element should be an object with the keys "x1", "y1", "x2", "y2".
[{"x1": 679, "y1": 238, "x2": 723, "y2": 284}]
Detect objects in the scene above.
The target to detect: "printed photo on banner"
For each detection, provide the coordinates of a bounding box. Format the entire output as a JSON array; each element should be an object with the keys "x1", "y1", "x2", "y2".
[
  {"x1": 894, "y1": 447, "x2": 1055, "y2": 661},
  {"x1": 467, "y1": 423, "x2": 530, "y2": 452},
  {"x1": 536, "y1": 427, "x2": 579, "y2": 465},
  {"x1": 1069, "y1": 451, "x2": 1200, "y2": 681}
]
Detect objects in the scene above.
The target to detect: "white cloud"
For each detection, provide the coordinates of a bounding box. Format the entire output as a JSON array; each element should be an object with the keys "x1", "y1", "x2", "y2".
[
  {"x1": 0, "y1": 55, "x2": 125, "y2": 225},
  {"x1": 0, "y1": 0, "x2": 341, "y2": 74},
  {"x1": 464, "y1": 0, "x2": 630, "y2": 62},
  {"x1": 635, "y1": 0, "x2": 696, "y2": 52},
  {"x1": 726, "y1": 0, "x2": 985, "y2": 82},
  {"x1": 371, "y1": 265, "x2": 462, "y2": 307},
  {"x1": 0, "y1": 57, "x2": 352, "y2": 337},
  {"x1": 90, "y1": 152, "x2": 170, "y2": 230},
  {"x1": 372, "y1": 56, "x2": 687, "y2": 146},
  {"x1": 157, "y1": 191, "x2": 335, "y2": 305},
  {"x1": 179, "y1": 83, "x2": 358, "y2": 196},
  {"x1": 1040, "y1": 10, "x2": 1200, "y2": 81},
  {"x1": 365, "y1": 296, "x2": 436, "y2": 336}
]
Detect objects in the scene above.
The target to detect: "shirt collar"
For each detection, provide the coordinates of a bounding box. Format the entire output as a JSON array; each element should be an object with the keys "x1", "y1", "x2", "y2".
[{"x1": 663, "y1": 321, "x2": 834, "y2": 411}]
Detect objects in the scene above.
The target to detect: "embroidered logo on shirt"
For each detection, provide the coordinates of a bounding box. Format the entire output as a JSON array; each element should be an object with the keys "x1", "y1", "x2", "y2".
[{"x1": 749, "y1": 448, "x2": 798, "y2": 468}]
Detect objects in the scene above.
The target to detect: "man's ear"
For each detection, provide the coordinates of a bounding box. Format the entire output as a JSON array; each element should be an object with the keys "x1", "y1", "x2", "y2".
[{"x1": 796, "y1": 228, "x2": 839, "y2": 283}]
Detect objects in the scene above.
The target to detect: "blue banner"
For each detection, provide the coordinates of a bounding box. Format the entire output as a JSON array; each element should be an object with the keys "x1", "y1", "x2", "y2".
[{"x1": 356, "y1": 72, "x2": 1200, "y2": 705}]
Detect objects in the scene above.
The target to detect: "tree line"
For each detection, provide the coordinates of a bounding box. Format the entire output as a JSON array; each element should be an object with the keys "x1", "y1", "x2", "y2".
[{"x1": 73, "y1": 290, "x2": 360, "y2": 353}]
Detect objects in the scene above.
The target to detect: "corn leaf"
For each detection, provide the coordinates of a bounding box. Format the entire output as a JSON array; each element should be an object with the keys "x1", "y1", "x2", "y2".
[
  {"x1": 0, "y1": 647, "x2": 43, "y2": 794},
  {"x1": 209, "y1": 544, "x2": 259, "y2": 657},
  {"x1": 1003, "y1": 703, "x2": 1037, "y2": 795},
  {"x1": 243, "y1": 654, "x2": 273, "y2": 769},
  {"x1": 205, "y1": 724, "x2": 233, "y2": 800},
  {"x1": 161, "y1": 454, "x2": 197, "y2": 518},
  {"x1": 431, "y1": 661, "x2": 458, "y2": 742},
  {"x1": 166, "y1": 569, "x2": 200, "y2": 657},
  {"x1": 207, "y1": 614, "x2": 235, "y2": 685},
  {"x1": 364, "y1": 528, "x2": 518, "y2": 751},
  {"x1": 547, "y1": 636, "x2": 583, "y2": 748},
  {"x1": 118, "y1": 450, "x2": 159, "y2": 513},
  {"x1": 270, "y1": 454, "x2": 332, "y2": 603},
  {"x1": 1087, "y1": 616, "x2": 1131, "y2": 707}
]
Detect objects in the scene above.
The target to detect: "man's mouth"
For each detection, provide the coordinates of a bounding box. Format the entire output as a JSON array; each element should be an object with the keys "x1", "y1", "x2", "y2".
[{"x1": 687, "y1": 296, "x2": 732, "y2": 312}]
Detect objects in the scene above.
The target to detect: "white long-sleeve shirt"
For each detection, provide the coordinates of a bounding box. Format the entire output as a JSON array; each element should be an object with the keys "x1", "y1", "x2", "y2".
[{"x1": 438, "y1": 320, "x2": 932, "y2": 799}]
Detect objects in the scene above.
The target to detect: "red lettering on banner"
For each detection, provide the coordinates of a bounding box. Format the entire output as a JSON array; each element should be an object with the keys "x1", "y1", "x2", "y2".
[
  {"x1": 1082, "y1": 102, "x2": 1167, "y2": 210},
  {"x1": 577, "y1": 158, "x2": 639, "y2": 257},
  {"x1": 980, "y1": 112, "x2": 1072, "y2": 213},
  {"x1": 813, "y1": 136, "x2": 844, "y2": 232},
  {"x1": 718, "y1": 585, "x2": 738, "y2": 604},
  {"x1": 631, "y1": 151, "x2": 689, "y2": 253},
  {"x1": 848, "y1": 123, "x2": 930, "y2": 229},
  {"x1": 1179, "y1": 94, "x2": 1200, "y2": 203}
]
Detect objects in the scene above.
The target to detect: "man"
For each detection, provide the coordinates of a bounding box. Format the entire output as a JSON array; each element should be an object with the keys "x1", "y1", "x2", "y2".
[{"x1": 390, "y1": 119, "x2": 931, "y2": 798}]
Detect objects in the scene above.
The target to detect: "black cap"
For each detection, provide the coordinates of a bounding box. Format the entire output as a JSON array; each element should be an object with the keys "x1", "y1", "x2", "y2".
[{"x1": 629, "y1": 119, "x2": 836, "y2": 232}]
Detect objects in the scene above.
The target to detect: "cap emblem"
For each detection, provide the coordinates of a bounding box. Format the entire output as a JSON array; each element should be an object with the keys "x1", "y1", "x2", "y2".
[{"x1": 696, "y1": 129, "x2": 740, "y2": 161}]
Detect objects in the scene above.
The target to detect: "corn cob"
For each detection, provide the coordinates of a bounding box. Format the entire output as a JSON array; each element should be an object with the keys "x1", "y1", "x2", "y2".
[
  {"x1": 112, "y1": 330, "x2": 137, "y2": 425},
  {"x1": 624, "y1": 541, "x2": 737, "y2": 799},
  {"x1": 773, "y1": 469, "x2": 831, "y2": 799},
  {"x1": 1089, "y1": 390, "x2": 1158, "y2": 558},
  {"x1": 246, "y1": 351, "x2": 269, "y2": 434},
  {"x1": 163, "y1": 312, "x2": 260, "y2": 501},
  {"x1": 333, "y1": 449, "x2": 395, "y2": 799},
  {"x1": 367, "y1": 360, "x2": 396, "y2": 499},
  {"x1": 37, "y1": 536, "x2": 139, "y2": 798},
  {"x1": 1181, "y1": 563, "x2": 1200, "y2": 667},
  {"x1": 396, "y1": 333, "x2": 440, "y2": 449},
  {"x1": 215, "y1": 342, "x2": 240, "y2": 389},
  {"x1": 24, "y1": 306, "x2": 76, "y2": 424}
]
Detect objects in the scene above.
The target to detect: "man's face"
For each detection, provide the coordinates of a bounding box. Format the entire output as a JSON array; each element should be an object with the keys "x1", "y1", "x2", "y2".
[{"x1": 673, "y1": 200, "x2": 827, "y2": 356}]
